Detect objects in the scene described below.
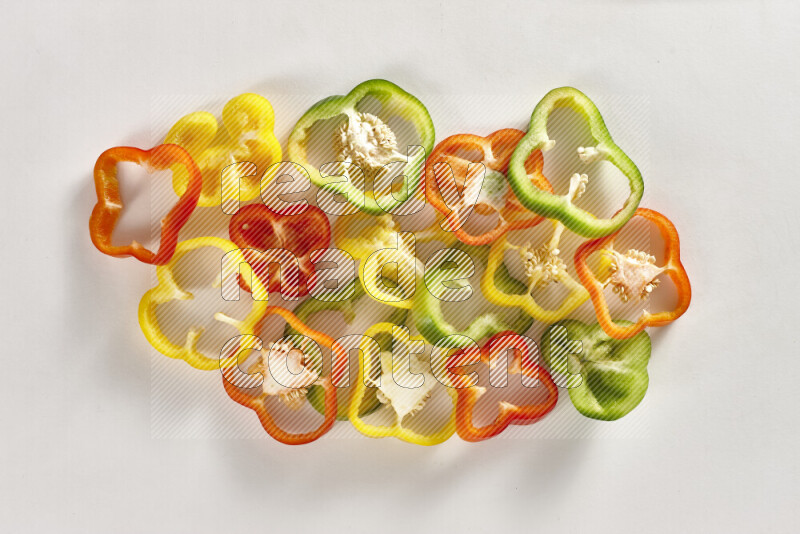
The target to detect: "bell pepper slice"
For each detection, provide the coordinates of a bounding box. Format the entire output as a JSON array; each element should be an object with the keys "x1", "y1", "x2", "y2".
[
  {"x1": 449, "y1": 331, "x2": 558, "y2": 441},
  {"x1": 220, "y1": 306, "x2": 345, "y2": 445},
  {"x1": 481, "y1": 174, "x2": 592, "y2": 323},
  {"x1": 283, "y1": 278, "x2": 408, "y2": 420},
  {"x1": 333, "y1": 211, "x2": 454, "y2": 309},
  {"x1": 574, "y1": 207, "x2": 692, "y2": 339},
  {"x1": 138, "y1": 237, "x2": 268, "y2": 370},
  {"x1": 90, "y1": 144, "x2": 202, "y2": 265},
  {"x1": 507, "y1": 87, "x2": 644, "y2": 238},
  {"x1": 541, "y1": 319, "x2": 651, "y2": 421},
  {"x1": 228, "y1": 203, "x2": 331, "y2": 298},
  {"x1": 424, "y1": 128, "x2": 554, "y2": 246},
  {"x1": 414, "y1": 245, "x2": 534, "y2": 347},
  {"x1": 165, "y1": 93, "x2": 282, "y2": 207},
  {"x1": 333, "y1": 211, "x2": 456, "y2": 259},
  {"x1": 287, "y1": 79, "x2": 435, "y2": 215},
  {"x1": 348, "y1": 323, "x2": 456, "y2": 445},
  {"x1": 332, "y1": 211, "x2": 398, "y2": 263}
]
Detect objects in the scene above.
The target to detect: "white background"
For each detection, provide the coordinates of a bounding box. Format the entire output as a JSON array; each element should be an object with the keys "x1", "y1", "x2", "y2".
[{"x1": 1, "y1": 1, "x2": 798, "y2": 532}]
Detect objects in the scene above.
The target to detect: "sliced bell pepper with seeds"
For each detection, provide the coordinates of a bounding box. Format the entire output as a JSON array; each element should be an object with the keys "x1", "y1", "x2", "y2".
[
  {"x1": 481, "y1": 173, "x2": 590, "y2": 323},
  {"x1": 449, "y1": 332, "x2": 558, "y2": 441},
  {"x1": 508, "y1": 87, "x2": 644, "y2": 238},
  {"x1": 219, "y1": 306, "x2": 346, "y2": 445},
  {"x1": 90, "y1": 144, "x2": 202, "y2": 265},
  {"x1": 228, "y1": 203, "x2": 331, "y2": 298},
  {"x1": 574, "y1": 207, "x2": 692, "y2": 339},
  {"x1": 424, "y1": 128, "x2": 554, "y2": 246},
  {"x1": 283, "y1": 278, "x2": 408, "y2": 420},
  {"x1": 348, "y1": 323, "x2": 456, "y2": 445},
  {"x1": 138, "y1": 237, "x2": 268, "y2": 370},
  {"x1": 165, "y1": 93, "x2": 282, "y2": 207},
  {"x1": 541, "y1": 319, "x2": 651, "y2": 421},
  {"x1": 287, "y1": 79, "x2": 435, "y2": 215}
]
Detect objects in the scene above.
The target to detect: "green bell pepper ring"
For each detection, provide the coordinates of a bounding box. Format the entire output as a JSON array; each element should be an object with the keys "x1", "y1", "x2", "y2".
[
  {"x1": 284, "y1": 278, "x2": 408, "y2": 420},
  {"x1": 287, "y1": 79, "x2": 435, "y2": 215},
  {"x1": 414, "y1": 245, "x2": 534, "y2": 347},
  {"x1": 541, "y1": 319, "x2": 651, "y2": 421},
  {"x1": 507, "y1": 87, "x2": 644, "y2": 239}
]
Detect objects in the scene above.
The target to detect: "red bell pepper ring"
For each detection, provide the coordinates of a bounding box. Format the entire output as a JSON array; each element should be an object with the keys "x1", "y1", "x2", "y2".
[
  {"x1": 448, "y1": 331, "x2": 558, "y2": 442},
  {"x1": 574, "y1": 207, "x2": 692, "y2": 340},
  {"x1": 90, "y1": 144, "x2": 202, "y2": 265},
  {"x1": 424, "y1": 129, "x2": 554, "y2": 246},
  {"x1": 220, "y1": 306, "x2": 346, "y2": 445},
  {"x1": 228, "y1": 203, "x2": 331, "y2": 297}
]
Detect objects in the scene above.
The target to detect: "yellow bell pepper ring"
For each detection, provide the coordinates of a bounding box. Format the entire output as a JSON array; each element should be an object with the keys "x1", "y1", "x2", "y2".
[
  {"x1": 481, "y1": 232, "x2": 589, "y2": 324},
  {"x1": 347, "y1": 323, "x2": 456, "y2": 446},
  {"x1": 138, "y1": 237, "x2": 268, "y2": 370},
  {"x1": 165, "y1": 93, "x2": 282, "y2": 208}
]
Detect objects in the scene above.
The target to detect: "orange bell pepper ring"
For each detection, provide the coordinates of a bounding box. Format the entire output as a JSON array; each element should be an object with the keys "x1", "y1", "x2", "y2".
[
  {"x1": 90, "y1": 144, "x2": 202, "y2": 265},
  {"x1": 424, "y1": 128, "x2": 553, "y2": 246},
  {"x1": 449, "y1": 331, "x2": 558, "y2": 442},
  {"x1": 574, "y1": 207, "x2": 692, "y2": 339}
]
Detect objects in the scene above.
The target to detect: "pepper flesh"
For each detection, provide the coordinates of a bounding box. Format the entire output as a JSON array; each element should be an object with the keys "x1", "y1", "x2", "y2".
[
  {"x1": 138, "y1": 237, "x2": 268, "y2": 370},
  {"x1": 424, "y1": 129, "x2": 554, "y2": 246},
  {"x1": 449, "y1": 332, "x2": 558, "y2": 441},
  {"x1": 228, "y1": 203, "x2": 331, "y2": 297},
  {"x1": 541, "y1": 319, "x2": 651, "y2": 421},
  {"x1": 90, "y1": 144, "x2": 202, "y2": 265},
  {"x1": 574, "y1": 207, "x2": 692, "y2": 339},
  {"x1": 220, "y1": 306, "x2": 345, "y2": 445},
  {"x1": 287, "y1": 79, "x2": 435, "y2": 215},
  {"x1": 165, "y1": 93, "x2": 282, "y2": 207},
  {"x1": 507, "y1": 87, "x2": 644, "y2": 238}
]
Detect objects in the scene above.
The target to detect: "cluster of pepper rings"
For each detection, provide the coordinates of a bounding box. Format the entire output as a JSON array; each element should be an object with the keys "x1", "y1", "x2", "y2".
[{"x1": 89, "y1": 81, "x2": 691, "y2": 445}]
